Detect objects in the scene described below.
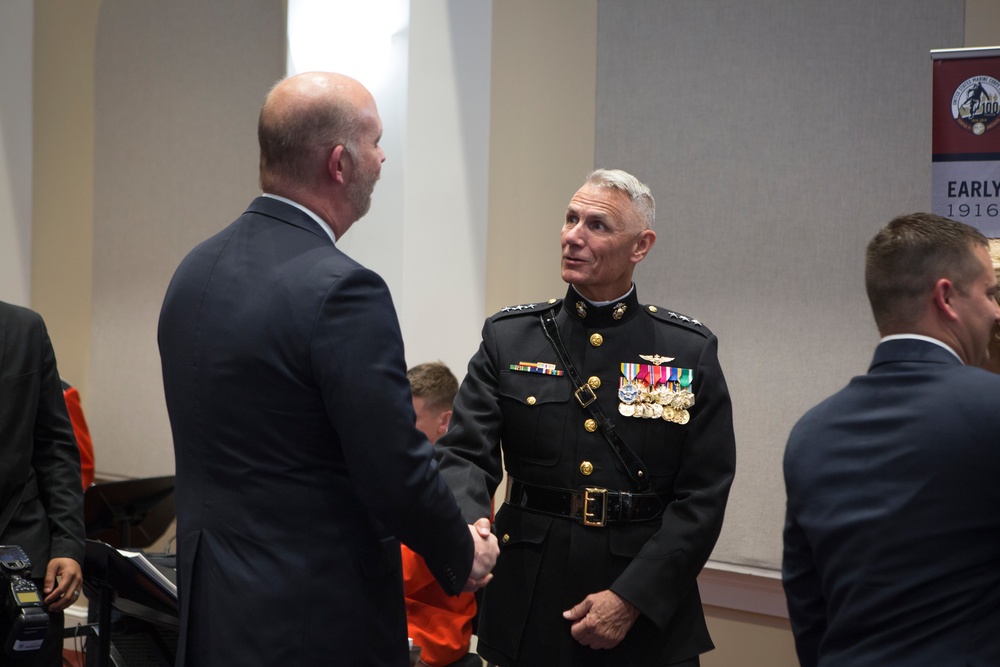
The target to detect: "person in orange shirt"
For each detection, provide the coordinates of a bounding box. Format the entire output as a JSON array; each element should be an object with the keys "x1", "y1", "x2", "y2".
[
  {"x1": 404, "y1": 362, "x2": 481, "y2": 667},
  {"x1": 61, "y1": 380, "x2": 95, "y2": 490}
]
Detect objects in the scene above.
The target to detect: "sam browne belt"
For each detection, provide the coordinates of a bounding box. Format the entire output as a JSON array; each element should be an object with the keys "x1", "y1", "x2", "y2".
[{"x1": 505, "y1": 478, "x2": 671, "y2": 527}]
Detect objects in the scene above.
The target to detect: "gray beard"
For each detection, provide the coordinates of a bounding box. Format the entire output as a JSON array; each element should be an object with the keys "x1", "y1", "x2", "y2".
[{"x1": 346, "y1": 162, "x2": 379, "y2": 218}]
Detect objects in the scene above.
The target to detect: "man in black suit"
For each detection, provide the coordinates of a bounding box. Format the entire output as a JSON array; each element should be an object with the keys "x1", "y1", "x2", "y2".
[
  {"x1": 158, "y1": 72, "x2": 497, "y2": 667},
  {"x1": 783, "y1": 212, "x2": 1000, "y2": 666},
  {"x1": 0, "y1": 301, "x2": 85, "y2": 667},
  {"x1": 436, "y1": 169, "x2": 736, "y2": 666}
]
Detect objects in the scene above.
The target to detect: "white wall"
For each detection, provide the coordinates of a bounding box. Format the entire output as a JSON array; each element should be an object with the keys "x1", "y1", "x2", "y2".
[
  {"x1": 399, "y1": 0, "x2": 491, "y2": 372},
  {"x1": 0, "y1": 0, "x2": 33, "y2": 307},
  {"x1": 331, "y1": 0, "x2": 493, "y2": 377}
]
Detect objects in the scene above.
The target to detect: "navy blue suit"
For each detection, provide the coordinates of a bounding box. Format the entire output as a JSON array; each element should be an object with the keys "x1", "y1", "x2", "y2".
[
  {"x1": 783, "y1": 338, "x2": 1000, "y2": 666},
  {"x1": 158, "y1": 197, "x2": 473, "y2": 667}
]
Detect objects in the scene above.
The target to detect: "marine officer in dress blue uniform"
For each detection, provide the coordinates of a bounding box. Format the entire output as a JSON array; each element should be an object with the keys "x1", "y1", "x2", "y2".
[{"x1": 436, "y1": 169, "x2": 737, "y2": 667}]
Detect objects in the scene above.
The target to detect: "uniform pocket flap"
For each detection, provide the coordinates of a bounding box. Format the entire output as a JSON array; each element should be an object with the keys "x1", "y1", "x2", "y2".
[
  {"x1": 494, "y1": 504, "x2": 553, "y2": 547},
  {"x1": 498, "y1": 369, "x2": 570, "y2": 406}
]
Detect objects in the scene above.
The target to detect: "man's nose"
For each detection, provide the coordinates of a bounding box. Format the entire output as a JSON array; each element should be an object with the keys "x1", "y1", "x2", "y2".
[{"x1": 563, "y1": 222, "x2": 584, "y2": 244}]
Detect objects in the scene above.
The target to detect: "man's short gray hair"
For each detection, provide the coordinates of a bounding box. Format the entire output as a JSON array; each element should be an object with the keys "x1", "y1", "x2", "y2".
[{"x1": 586, "y1": 169, "x2": 655, "y2": 231}]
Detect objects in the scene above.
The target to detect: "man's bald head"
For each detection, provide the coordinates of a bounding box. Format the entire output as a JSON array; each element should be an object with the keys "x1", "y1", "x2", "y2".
[{"x1": 258, "y1": 72, "x2": 375, "y2": 194}]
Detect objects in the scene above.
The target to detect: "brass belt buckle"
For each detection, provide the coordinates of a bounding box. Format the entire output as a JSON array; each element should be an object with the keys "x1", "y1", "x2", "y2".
[
  {"x1": 575, "y1": 384, "x2": 597, "y2": 407},
  {"x1": 583, "y1": 487, "x2": 608, "y2": 527}
]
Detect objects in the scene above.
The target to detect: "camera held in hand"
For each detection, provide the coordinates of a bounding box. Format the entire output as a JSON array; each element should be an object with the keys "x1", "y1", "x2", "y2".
[{"x1": 1, "y1": 545, "x2": 49, "y2": 655}]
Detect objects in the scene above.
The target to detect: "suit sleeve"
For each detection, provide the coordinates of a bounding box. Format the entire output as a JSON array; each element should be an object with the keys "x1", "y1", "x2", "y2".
[
  {"x1": 31, "y1": 315, "x2": 86, "y2": 565},
  {"x1": 781, "y1": 425, "x2": 825, "y2": 667},
  {"x1": 311, "y1": 267, "x2": 474, "y2": 594},
  {"x1": 609, "y1": 333, "x2": 736, "y2": 629}
]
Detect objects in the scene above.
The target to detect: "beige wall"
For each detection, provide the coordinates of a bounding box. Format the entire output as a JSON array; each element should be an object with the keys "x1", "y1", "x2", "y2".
[
  {"x1": 966, "y1": 0, "x2": 1000, "y2": 46},
  {"x1": 486, "y1": 0, "x2": 596, "y2": 313},
  {"x1": 703, "y1": 607, "x2": 798, "y2": 667},
  {"x1": 31, "y1": 0, "x2": 100, "y2": 392}
]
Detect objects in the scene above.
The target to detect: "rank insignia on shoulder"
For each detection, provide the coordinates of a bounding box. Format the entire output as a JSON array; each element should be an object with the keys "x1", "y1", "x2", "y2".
[
  {"x1": 509, "y1": 361, "x2": 564, "y2": 376},
  {"x1": 645, "y1": 305, "x2": 705, "y2": 329},
  {"x1": 666, "y1": 310, "x2": 701, "y2": 326},
  {"x1": 496, "y1": 299, "x2": 559, "y2": 319}
]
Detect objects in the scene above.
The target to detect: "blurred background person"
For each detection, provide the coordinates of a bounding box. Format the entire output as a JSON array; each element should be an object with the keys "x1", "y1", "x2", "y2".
[
  {"x1": 0, "y1": 301, "x2": 85, "y2": 667},
  {"x1": 404, "y1": 361, "x2": 481, "y2": 667}
]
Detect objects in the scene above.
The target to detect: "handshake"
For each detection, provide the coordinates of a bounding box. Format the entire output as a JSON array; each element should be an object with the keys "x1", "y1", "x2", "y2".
[{"x1": 464, "y1": 517, "x2": 499, "y2": 592}]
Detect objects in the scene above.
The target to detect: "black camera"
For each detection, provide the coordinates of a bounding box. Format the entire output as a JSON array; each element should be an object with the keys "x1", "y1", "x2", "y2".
[{"x1": 0, "y1": 545, "x2": 50, "y2": 655}]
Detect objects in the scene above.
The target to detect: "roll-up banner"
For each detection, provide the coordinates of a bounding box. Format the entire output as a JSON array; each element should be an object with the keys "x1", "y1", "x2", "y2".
[{"x1": 932, "y1": 46, "x2": 1000, "y2": 235}]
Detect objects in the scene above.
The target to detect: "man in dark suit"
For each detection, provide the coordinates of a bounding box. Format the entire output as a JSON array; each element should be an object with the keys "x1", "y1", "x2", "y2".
[
  {"x1": 783, "y1": 212, "x2": 1000, "y2": 666},
  {"x1": 0, "y1": 301, "x2": 85, "y2": 667},
  {"x1": 158, "y1": 72, "x2": 497, "y2": 667},
  {"x1": 436, "y1": 169, "x2": 737, "y2": 666}
]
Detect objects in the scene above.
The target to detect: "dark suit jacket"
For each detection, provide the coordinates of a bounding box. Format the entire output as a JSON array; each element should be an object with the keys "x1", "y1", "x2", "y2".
[
  {"x1": 437, "y1": 287, "x2": 736, "y2": 667},
  {"x1": 158, "y1": 197, "x2": 474, "y2": 667},
  {"x1": 0, "y1": 301, "x2": 84, "y2": 574},
  {"x1": 783, "y1": 338, "x2": 1000, "y2": 666}
]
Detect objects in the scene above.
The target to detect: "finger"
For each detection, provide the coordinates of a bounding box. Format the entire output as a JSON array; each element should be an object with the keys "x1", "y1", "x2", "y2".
[
  {"x1": 45, "y1": 588, "x2": 71, "y2": 612},
  {"x1": 473, "y1": 517, "x2": 492, "y2": 537},
  {"x1": 563, "y1": 597, "x2": 591, "y2": 621},
  {"x1": 43, "y1": 561, "x2": 59, "y2": 595},
  {"x1": 462, "y1": 573, "x2": 493, "y2": 592},
  {"x1": 569, "y1": 618, "x2": 594, "y2": 644}
]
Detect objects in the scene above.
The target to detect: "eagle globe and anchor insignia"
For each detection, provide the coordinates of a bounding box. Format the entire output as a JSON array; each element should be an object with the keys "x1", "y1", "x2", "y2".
[{"x1": 951, "y1": 75, "x2": 1000, "y2": 136}]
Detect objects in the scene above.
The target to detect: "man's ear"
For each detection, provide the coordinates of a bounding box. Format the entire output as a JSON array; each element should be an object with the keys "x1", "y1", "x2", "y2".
[
  {"x1": 328, "y1": 144, "x2": 348, "y2": 185},
  {"x1": 932, "y1": 277, "x2": 960, "y2": 322},
  {"x1": 436, "y1": 409, "x2": 453, "y2": 440},
  {"x1": 631, "y1": 229, "x2": 657, "y2": 264}
]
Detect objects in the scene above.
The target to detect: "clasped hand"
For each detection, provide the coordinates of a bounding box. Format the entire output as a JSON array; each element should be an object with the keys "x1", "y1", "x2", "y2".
[{"x1": 463, "y1": 517, "x2": 498, "y2": 592}]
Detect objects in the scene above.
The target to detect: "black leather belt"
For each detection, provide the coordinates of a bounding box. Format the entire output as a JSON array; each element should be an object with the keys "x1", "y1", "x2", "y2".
[{"x1": 505, "y1": 478, "x2": 671, "y2": 527}]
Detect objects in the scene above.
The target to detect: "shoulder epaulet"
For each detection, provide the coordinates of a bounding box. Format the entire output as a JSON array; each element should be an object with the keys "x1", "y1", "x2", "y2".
[
  {"x1": 642, "y1": 304, "x2": 712, "y2": 335},
  {"x1": 492, "y1": 298, "x2": 561, "y2": 320}
]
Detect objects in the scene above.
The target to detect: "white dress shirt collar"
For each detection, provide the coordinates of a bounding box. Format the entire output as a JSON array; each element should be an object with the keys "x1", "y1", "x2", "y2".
[{"x1": 262, "y1": 193, "x2": 337, "y2": 244}]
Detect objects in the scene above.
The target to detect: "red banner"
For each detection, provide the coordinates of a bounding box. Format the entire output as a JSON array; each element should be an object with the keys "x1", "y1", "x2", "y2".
[{"x1": 932, "y1": 47, "x2": 1000, "y2": 235}]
